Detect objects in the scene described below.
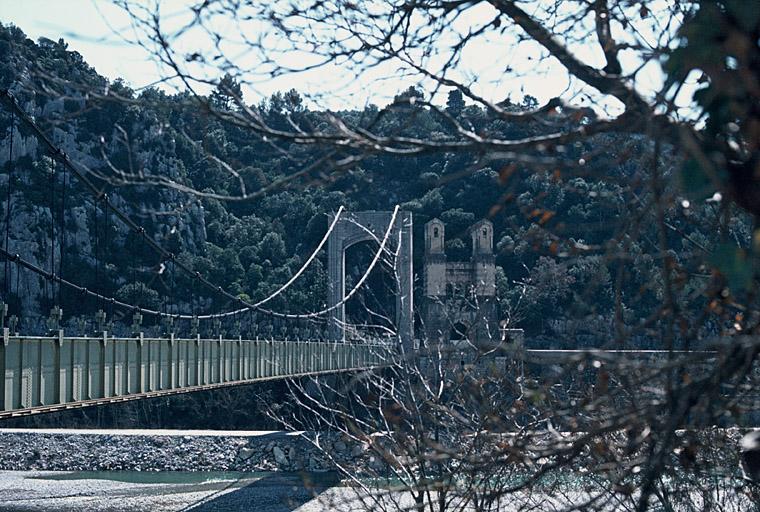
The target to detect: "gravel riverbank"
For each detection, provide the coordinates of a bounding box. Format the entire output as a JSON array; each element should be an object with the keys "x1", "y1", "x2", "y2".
[
  {"x1": 0, "y1": 429, "x2": 373, "y2": 473},
  {"x1": 0, "y1": 470, "x2": 351, "y2": 511}
]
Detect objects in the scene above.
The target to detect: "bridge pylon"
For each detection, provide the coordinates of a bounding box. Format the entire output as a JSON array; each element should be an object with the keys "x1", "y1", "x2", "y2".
[{"x1": 327, "y1": 210, "x2": 413, "y2": 351}]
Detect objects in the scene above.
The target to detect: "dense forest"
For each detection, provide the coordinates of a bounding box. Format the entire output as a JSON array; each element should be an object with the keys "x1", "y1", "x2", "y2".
[{"x1": 0, "y1": 23, "x2": 752, "y2": 347}]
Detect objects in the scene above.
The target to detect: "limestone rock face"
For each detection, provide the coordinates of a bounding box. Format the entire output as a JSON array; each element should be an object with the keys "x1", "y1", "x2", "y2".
[
  {"x1": 0, "y1": 128, "x2": 38, "y2": 167},
  {"x1": 0, "y1": 98, "x2": 207, "y2": 327}
]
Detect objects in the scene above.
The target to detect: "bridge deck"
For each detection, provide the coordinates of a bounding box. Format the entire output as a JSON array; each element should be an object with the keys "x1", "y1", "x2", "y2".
[{"x1": 0, "y1": 330, "x2": 392, "y2": 419}]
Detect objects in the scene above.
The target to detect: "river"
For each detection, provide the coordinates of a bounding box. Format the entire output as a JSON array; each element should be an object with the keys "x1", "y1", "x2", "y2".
[{"x1": 0, "y1": 470, "x2": 347, "y2": 511}]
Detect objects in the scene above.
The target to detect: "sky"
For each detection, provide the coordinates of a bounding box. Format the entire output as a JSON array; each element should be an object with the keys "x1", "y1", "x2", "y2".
[
  {"x1": 2, "y1": 1, "x2": 167, "y2": 89},
  {"x1": 0, "y1": 0, "x2": 586, "y2": 109},
  {"x1": 0, "y1": 0, "x2": 695, "y2": 116}
]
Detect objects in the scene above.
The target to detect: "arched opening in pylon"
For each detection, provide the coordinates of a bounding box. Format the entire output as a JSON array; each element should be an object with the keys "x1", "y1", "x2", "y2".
[{"x1": 343, "y1": 240, "x2": 397, "y2": 341}]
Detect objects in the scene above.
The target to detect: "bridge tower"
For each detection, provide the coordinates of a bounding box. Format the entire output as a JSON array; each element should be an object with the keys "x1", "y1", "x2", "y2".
[
  {"x1": 327, "y1": 210, "x2": 414, "y2": 350},
  {"x1": 422, "y1": 218, "x2": 499, "y2": 346}
]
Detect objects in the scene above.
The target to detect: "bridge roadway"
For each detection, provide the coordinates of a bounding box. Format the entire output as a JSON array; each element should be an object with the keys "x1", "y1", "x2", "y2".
[
  {"x1": 0, "y1": 330, "x2": 718, "y2": 420},
  {"x1": 0, "y1": 329, "x2": 392, "y2": 419}
]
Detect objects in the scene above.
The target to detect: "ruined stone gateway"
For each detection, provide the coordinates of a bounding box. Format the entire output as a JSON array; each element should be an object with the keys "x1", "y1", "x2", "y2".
[{"x1": 422, "y1": 218, "x2": 500, "y2": 346}]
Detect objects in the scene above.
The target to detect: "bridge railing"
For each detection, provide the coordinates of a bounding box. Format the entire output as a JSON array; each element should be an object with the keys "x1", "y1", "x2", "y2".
[{"x1": 0, "y1": 329, "x2": 394, "y2": 418}]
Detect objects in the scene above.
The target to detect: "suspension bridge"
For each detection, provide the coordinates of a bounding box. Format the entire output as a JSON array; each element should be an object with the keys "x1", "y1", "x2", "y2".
[
  {"x1": 0, "y1": 89, "x2": 409, "y2": 418},
  {"x1": 0, "y1": 89, "x2": 717, "y2": 422}
]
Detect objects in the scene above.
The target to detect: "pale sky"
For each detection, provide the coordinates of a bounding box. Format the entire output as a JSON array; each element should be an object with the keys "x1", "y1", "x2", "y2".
[
  {"x1": 1, "y1": 1, "x2": 164, "y2": 89},
  {"x1": 1, "y1": 0, "x2": 696, "y2": 116},
  {"x1": 0, "y1": 0, "x2": 588, "y2": 108}
]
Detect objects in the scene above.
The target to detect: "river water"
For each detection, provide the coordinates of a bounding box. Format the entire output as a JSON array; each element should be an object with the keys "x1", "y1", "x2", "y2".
[{"x1": 0, "y1": 470, "x2": 346, "y2": 511}]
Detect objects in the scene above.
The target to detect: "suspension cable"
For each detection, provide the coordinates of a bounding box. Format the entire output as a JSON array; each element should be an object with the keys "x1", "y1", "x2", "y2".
[
  {"x1": 170, "y1": 258, "x2": 175, "y2": 317},
  {"x1": 0, "y1": 89, "x2": 322, "y2": 318},
  {"x1": 104, "y1": 196, "x2": 110, "y2": 312},
  {"x1": 0, "y1": 90, "x2": 399, "y2": 327},
  {"x1": 94, "y1": 197, "x2": 100, "y2": 311},
  {"x1": 13, "y1": 251, "x2": 19, "y2": 303},
  {"x1": 0, "y1": 246, "x2": 168, "y2": 318},
  {"x1": 222, "y1": 205, "x2": 401, "y2": 320},
  {"x1": 197, "y1": 206, "x2": 346, "y2": 319},
  {"x1": 0, "y1": 204, "x2": 400, "y2": 323},
  {"x1": 192, "y1": 272, "x2": 197, "y2": 318},
  {"x1": 48, "y1": 158, "x2": 56, "y2": 304},
  {"x1": 173, "y1": 205, "x2": 399, "y2": 320},
  {"x1": 290, "y1": 205, "x2": 400, "y2": 319},
  {"x1": 251, "y1": 206, "x2": 344, "y2": 308},
  {"x1": 3, "y1": 111, "x2": 16, "y2": 302},
  {"x1": 58, "y1": 162, "x2": 67, "y2": 306},
  {"x1": 4, "y1": 109, "x2": 14, "y2": 300},
  {"x1": 132, "y1": 229, "x2": 140, "y2": 309}
]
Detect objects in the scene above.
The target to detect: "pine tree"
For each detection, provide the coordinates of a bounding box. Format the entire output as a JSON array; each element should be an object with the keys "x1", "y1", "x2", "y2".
[
  {"x1": 209, "y1": 74, "x2": 242, "y2": 111},
  {"x1": 446, "y1": 89, "x2": 465, "y2": 115}
]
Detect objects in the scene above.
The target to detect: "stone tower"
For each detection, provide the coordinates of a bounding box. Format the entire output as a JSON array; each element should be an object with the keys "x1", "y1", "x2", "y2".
[
  {"x1": 422, "y1": 218, "x2": 500, "y2": 346},
  {"x1": 327, "y1": 210, "x2": 414, "y2": 350},
  {"x1": 424, "y1": 218, "x2": 446, "y2": 296}
]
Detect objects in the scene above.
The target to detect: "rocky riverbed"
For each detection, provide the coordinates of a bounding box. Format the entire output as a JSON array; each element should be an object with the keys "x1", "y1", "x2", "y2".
[
  {"x1": 0, "y1": 470, "x2": 353, "y2": 511},
  {"x1": 0, "y1": 429, "x2": 380, "y2": 473}
]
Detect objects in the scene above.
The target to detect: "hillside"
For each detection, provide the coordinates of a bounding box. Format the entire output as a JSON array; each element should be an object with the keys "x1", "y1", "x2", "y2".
[{"x1": 0, "y1": 23, "x2": 750, "y2": 346}]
